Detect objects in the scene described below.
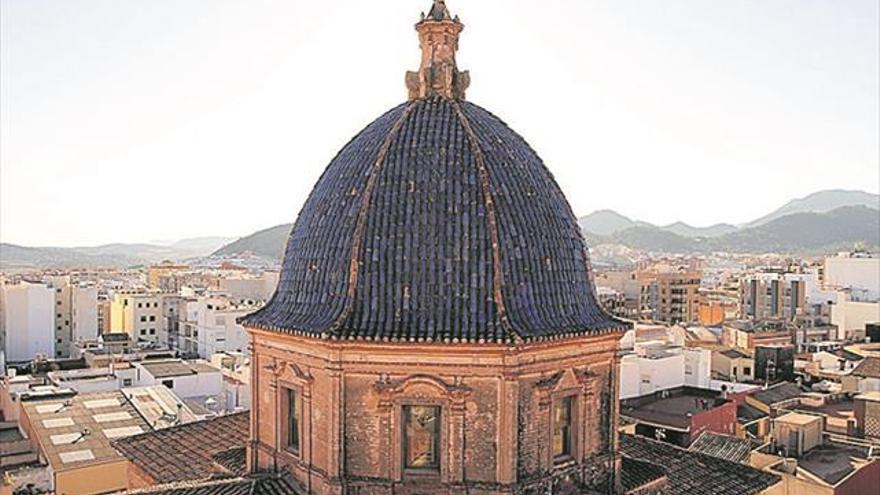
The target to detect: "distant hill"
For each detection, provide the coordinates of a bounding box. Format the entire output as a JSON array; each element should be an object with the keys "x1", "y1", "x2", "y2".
[
  {"x1": 744, "y1": 189, "x2": 879, "y2": 228},
  {"x1": 578, "y1": 210, "x2": 650, "y2": 236},
  {"x1": 586, "y1": 205, "x2": 879, "y2": 254},
  {"x1": 660, "y1": 222, "x2": 738, "y2": 239},
  {"x1": 578, "y1": 189, "x2": 879, "y2": 241},
  {"x1": 212, "y1": 224, "x2": 292, "y2": 260},
  {"x1": 0, "y1": 236, "x2": 234, "y2": 269}
]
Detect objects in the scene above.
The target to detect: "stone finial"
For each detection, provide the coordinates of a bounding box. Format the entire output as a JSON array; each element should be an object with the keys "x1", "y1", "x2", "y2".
[{"x1": 406, "y1": 1, "x2": 470, "y2": 101}]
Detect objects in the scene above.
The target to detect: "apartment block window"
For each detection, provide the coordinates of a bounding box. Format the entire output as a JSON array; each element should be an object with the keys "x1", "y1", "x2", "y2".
[
  {"x1": 149, "y1": 315, "x2": 156, "y2": 322},
  {"x1": 553, "y1": 396, "x2": 574, "y2": 460},
  {"x1": 284, "y1": 388, "x2": 301, "y2": 454},
  {"x1": 403, "y1": 405, "x2": 440, "y2": 470},
  {"x1": 138, "y1": 303, "x2": 143, "y2": 308},
  {"x1": 149, "y1": 328, "x2": 156, "y2": 335},
  {"x1": 122, "y1": 378, "x2": 132, "y2": 387},
  {"x1": 140, "y1": 316, "x2": 147, "y2": 322}
]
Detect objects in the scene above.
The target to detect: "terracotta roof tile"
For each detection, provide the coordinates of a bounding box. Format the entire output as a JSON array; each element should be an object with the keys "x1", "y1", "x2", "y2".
[
  {"x1": 851, "y1": 356, "x2": 880, "y2": 378},
  {"x1": 620, "y1": 435, "x2": 779, "y2": 495},
  {"x1": 113, "y1": 412, "x2": 248, "y2": 484},
  {"x1": 113, "y1": 475, "x2": 300, "y2": 495}
]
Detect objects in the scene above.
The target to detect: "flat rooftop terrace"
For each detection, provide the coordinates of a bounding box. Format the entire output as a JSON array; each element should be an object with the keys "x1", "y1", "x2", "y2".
[{"x1": 621, "y1": 388, "x2": 728, "y2": 430}]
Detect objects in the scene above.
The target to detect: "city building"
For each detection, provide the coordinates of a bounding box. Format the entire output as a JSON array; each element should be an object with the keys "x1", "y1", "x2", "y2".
[
  {"x1": 620, "y1": 387, "x2": 738, "y2": 447},
  {"x1": 213, "y1": 271, "x2": 278, "y2": 302},
  {"x1": 147, "y1": 261, "x2": 190, "y2": 290},
  {"x1": 0, "y1": 282, "x2": 55, "y2": 363},
  {"x1": 824, "y1": 251, "x2": 880, "y2": 301},
  {"x1": 618, "y1": 325, "x2": 712, "y2": 399},
  {"x1": 45, "y1": 276, "x2": 98, "y2": 359},
  {"x1": 761, "y1": 433, "x2": 879, "y2": 495},
  {"x1": 769, "y1": 412, "x2": 823, "y2": 457},
  {"x1": 829, "y1": 293, "x2": 880, "y2": 341},
  {"x1": 744, "y1": 382, "x2": 805, "y2": 417},
  {"x1": 842, "y1": 357, "x2": 880, "y2": 393},
  {"x1": 753, "y1": 345, "x2": 796, "y2": 383},
  {"x1": 740, "y1": 272, "x2": 806, "y2": 321},
  {"x1": 638, "y1": 261, "x2": 702, "y2": 324},
  {"x1": 711, "y1": 348, "x2": 754, "y2": 383},
  {"x1": 132, "y1": 359, "x2": 222, "y2": 402},
  {"x1": 18, "y1": 390, "x2": 151, "y2": 495},
  {"x1": 109, "y1": 290, "x2": 174, "y2": 345},
  {"x1": 853, "y1": 391, "x2": 880, "y2": 439},
  {"x1": 722, "y1": 320, "x2": 793, "y2": 351},
  {"x1": 178, "y1": 297, "x2": 258, "y2": 358}
]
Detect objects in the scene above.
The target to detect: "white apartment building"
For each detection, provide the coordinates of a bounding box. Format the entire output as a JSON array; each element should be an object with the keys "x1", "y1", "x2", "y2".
[
  {"x1": 132, "y1": 359, "x2": 223, "y2": 400},
  {"x1": 44, "y1": 276, "x2": 99, "y2": 358},
  {"x1": 179, "y1": 297, "x2": 259, "y2": 358},
  {"x1": 824, "y1": 252, "x2": 880, "y2": 300},
  {"x1": 619, "y1": 346, "x2": 712, "y2": 399},
  {"x1": 0, "y1": 282, "x2": 55, "y2": 362},
  {"x1": 830, "y1": 292, "x2": 880, "y2": 341},
  {"x1": 618, "y1": 324, "x2": 711, "y2": 399}
]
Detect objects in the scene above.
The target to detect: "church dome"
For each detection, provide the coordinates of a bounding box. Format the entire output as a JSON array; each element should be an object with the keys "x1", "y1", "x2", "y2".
[{"x1": 242, "y1": 3, "x2": 626, "y2": 343}]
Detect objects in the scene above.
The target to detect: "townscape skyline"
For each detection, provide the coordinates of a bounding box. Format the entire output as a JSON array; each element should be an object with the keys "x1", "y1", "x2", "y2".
[{"x1": 2, "y1": 0, "x2": 878, "y2": 246}]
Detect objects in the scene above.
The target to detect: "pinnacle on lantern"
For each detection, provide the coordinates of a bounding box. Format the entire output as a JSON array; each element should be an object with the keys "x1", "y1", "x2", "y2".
[
  {"x1": 406, "y1": 1, "x2": 470, "y2": 101},
  {"x1": 426, "y1": 0, "x2": 452, "y2": 21}
]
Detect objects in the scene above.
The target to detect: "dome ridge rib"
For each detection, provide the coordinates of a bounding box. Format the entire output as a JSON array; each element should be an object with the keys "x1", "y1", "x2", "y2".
[
  {"x1": 327, "y1": 101, "x2": 419, "y2": 337},
  {"x1": 451, "y1": 100, "x2": 520, "y2": 344}
]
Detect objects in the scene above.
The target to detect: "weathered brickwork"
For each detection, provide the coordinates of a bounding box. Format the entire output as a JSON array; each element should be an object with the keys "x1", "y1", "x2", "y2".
[{"x1": 246, "y1": 329, "x2": 623, "y2": 494}]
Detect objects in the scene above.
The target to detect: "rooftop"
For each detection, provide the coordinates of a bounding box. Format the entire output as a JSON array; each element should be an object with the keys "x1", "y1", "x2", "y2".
[
  {"x1": 620, "y1": 456, "x2": 666, "y2": 493},
  {"x1": 749, "y1": 382, "x2": 804, "y2": 407},
  {"x1": 20, "y1": 390, "x2": 151, "y2": 471},
  {"x1": 621, "y1": 435, "x2": 780, "y2": 495},
  {"x1": 851, "y1": 356, "x2": 880, "y2": 378},
  {"x1": 138, "y1": 360, "x2": 219, "y2": 379},
  {"x1": 688, "y1": 432, "x2": 755, "y2": 463},
  {"x1": 781, "y1": 441, "x2": 876, "y2": 486},
  {"x1": 111, "y1": 475, "x2": 299, "y2": 495},
  {"x1": 122, "y1": 386, "x2": 201, "y2": 429},
  {"x1": 621, "y1": 388, "x2": 728, "y2": 430},
  {"x1": 737, "y1": 403, "x2": 768, "y2": 423},
  {"x1": 718, "y1": 348, "x2": 750, "y2": 360},
  {"x1": 774, "y1": 411, "x2": 821, "y2": 426},
  {"x1": 113, "y1": 412, "x2": 248, "y2": 484}
]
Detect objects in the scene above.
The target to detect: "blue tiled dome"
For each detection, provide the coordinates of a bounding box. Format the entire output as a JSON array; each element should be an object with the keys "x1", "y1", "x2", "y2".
[{"x1": 242, "y1": 97, "x2": 626, "y2": 343}]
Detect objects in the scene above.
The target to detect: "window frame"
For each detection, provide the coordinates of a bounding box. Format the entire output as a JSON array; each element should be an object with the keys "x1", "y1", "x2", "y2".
[
  {"x1": 551, "y1": 394, "x2": 576, "y2": 463},
  {"x1": 282, "y1": 386, "x2": 302, "y2": 456},
  {"x1": 401, "y1": 404, "x2": 442, "y2": 473}
]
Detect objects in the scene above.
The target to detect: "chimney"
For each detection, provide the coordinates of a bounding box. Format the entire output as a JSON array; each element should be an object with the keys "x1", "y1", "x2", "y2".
[{"x1": 406, "y1": 1, "x2": 470, "y2": 100}]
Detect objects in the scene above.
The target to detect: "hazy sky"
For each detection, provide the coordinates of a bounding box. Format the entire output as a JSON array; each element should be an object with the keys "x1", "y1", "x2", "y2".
[{"x1": 2, "y1": 0, "x2": 878, "y2": 247}]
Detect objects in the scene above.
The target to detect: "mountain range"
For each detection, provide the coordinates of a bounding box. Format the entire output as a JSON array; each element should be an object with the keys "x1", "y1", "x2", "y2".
[
  {"x1": 0, "y1": 237, "x2": 234, "y2": 269},
  {"x1": 2, "y1": 190, "x2": 877, "y2": 269},
  {"x1": 579, "y1": 189, "x2": 879, "y2": 237}
]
